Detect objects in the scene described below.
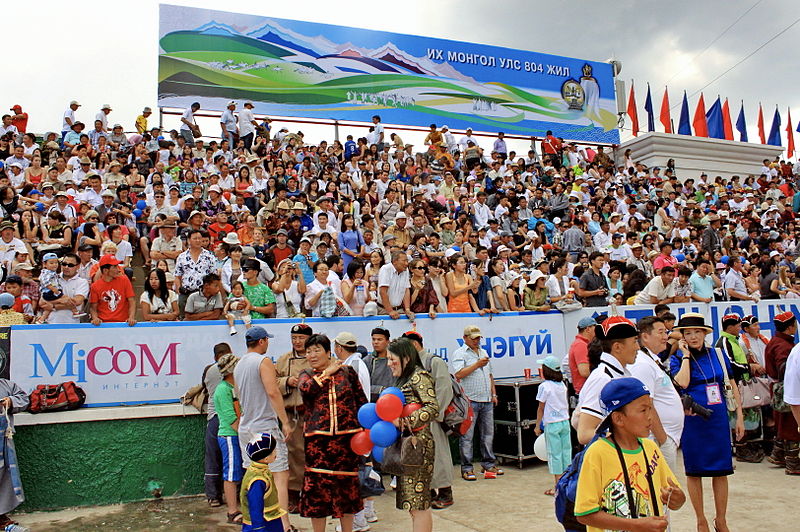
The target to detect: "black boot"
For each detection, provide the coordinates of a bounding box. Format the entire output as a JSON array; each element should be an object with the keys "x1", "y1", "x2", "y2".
[
  {"x1": 785, "y1": 441, "x2": 800, "y2": 475},
  {"x1": 432, "y1": 486, "x2": 454, "y2": 509},
  {"x1": 769, "y1": 438, "x2": 786, "y2": 467}
]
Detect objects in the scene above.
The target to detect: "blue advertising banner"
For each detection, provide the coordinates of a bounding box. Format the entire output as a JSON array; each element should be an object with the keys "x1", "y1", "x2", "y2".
[{"x1": 158, "y1": 4, "x2": 620, "y2": 142}]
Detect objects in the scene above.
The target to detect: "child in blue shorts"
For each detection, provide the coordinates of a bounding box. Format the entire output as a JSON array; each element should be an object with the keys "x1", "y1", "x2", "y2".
[
  {"x1": 534, "y1": 355, "x2": 571, "y2": 496},
  {"x1": 214, "y1": 353, "x2": 243, "y2": 524}
]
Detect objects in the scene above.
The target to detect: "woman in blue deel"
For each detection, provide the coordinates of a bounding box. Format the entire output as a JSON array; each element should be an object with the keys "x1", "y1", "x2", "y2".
[{"x1": 671, "y1": 312, "x2": 744, "y2": 532}]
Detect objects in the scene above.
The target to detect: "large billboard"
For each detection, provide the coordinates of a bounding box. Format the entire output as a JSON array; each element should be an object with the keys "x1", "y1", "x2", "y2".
[{"x1": 158, "y1": 5, "x2": 620, "y2": 143}]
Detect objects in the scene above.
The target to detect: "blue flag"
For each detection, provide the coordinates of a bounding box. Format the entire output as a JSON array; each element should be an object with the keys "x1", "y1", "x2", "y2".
[
  {"x1": 768, "y1": 107, "x2": 782, "y2": 146},
  {"x1": 736, "y1": 102, "x2": 748, "y2": 142},
  {"x1": 705, "y1": 97, "x2": 725, "y2": 139},
  {"x1": 644, "y1": 84, "x2": 655, "y2": 132},
  {"x1": 678, "y1": 91, "x2": 692, "y2": 135}
]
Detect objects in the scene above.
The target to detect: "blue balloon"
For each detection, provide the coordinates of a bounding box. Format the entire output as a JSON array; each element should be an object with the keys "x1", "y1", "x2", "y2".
[
  {"x1": 369, "y1": 420, "x2": 399, "y2": 447},
  {"x1": 133, "y1": 208, "x2": 143, "y2": 219},
  {"x1": 136, "y1": 200, "x2": 147, "y2": 210},
  {"x1": 34, "y1": 202, "x2": 45, "y2": 212},
  {"x1": 358, "y1": 403, "x2": 380, "y2": 430},
  {"x1": 675, "y1": 253, "x2": 685, "y2": 262},
  {"x1": 380, "y1": 386, "x2": 406, "y2": 406},
  {"x1": 721, "y1": 255, "x2": 729, "y2": 265},
  {"x1": 372, "y1": 446, "x2": 385, "y2": 463}
]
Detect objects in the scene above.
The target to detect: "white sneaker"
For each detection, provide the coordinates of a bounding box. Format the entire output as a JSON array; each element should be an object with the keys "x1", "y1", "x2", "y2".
[
  {"x1": 354, "y1": 510, "x2": 371, "y2": 531},
  {"x1": 364, "y1": 507, "x2": 378, "y2": 523},
  {"x1": 229, "y1": 326, "x2": 237, "y2": 336},
  {"x1": 390, "y1": 476, "x2": 397, "y2": 490}
]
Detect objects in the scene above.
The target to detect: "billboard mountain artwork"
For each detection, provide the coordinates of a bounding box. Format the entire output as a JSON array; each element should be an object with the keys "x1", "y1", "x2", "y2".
[{"x1": 158, "y1": 5, "x2": 619, "y2": 141}]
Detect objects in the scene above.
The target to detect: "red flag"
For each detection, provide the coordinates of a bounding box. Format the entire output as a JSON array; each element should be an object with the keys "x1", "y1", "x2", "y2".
[
  {"x1": 627, "y1": 83, "x2": 639, "y2": 136},
  {"x1": 758, "y1": 103, "x2": 766, "y2": 144},
  {"x1": 692, "y1": 93, "x2": 708, "y2": 138},
  {"x1": 721, "y1": 99, "x2": 734, "y2": 140},
  {"x1": 660, "y1": 88, "x2": 672, "y2": 133},
  {"x1": 787, "y1": 108, "x2": 795, "y2": 158}
]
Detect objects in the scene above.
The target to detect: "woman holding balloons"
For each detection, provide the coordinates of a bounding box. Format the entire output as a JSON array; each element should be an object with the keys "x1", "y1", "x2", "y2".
[
  {"x1": 298, "y1": 333, "x2": 367, "y2": 532},
  {"x1": 388, "y1": 337, "x2": 440, "y2": 532}
]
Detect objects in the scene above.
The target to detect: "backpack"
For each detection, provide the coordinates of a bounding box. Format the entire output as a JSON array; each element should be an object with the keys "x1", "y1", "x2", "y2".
[
  {"x1": 422, "y1": 354, "x2": 474, "y2": 436},
  {"x1": 29, "y1": 381, "x2": 86, "y2": 413},
  {"x1": 554, "y1": 433, "x2": 602, "y2": 531}
]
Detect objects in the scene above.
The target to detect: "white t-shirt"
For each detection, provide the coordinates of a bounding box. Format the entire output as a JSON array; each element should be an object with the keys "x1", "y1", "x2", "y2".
[
  {"x1": 179, "y1": 108, "x2": 195, "y2": 131},
  {"x1": 577, "y1": 353, "x2": 631, "y2": 421},
  {"x1": 62, "y1": 108, "x2": 76, "y2": 132},
  {"x1": 344, "y1": 353, "x2": 371, "y2": 401},
  {"x1": 139, "y1": 290, "x2": 178, "y2": 315},
  {"x1": 634, "y1": 277, "x2": 676, "y2": 305},
  {"x1": 536, "y1": 380, "x2": 569, "y2": 424},
  {"x1": 238, "y1": 109, "x2": 256, "y2": 137},
  {"x1": 627, "y1": 349, "x2": 684, "y2": 443},
  {"x1": 274, "y1": 281, "x2": 302, "y2": 318},
  {"x1": 784, "y1": 343, "x2": 800, "y2": 406},
  {"x1": 46, "y1": 275, "x2": 90, "y2": 324}
]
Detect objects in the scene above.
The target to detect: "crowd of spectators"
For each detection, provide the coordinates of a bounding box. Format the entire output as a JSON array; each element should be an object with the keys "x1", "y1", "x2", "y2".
[{"x1": 1, "y1": 100, "x2": 800, "y2": 327}]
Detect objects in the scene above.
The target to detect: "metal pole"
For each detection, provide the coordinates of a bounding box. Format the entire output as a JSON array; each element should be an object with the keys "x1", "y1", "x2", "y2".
[
  {"x1": 159, "y1": 107, "x2": 163, "y2": 130},
  {"x1": 334, "y1": 120, "x2": 340, "y2": 143}
]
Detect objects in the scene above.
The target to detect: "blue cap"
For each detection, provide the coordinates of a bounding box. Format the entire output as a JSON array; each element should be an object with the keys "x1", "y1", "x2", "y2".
[
  {"x1": 538, "y1": 355, "x2": 561, "y2": 371},
  {"x1": 597, "y1": 377, "x2": 651, "y2": 433},
  {"x1": 577, "y1": 316, "x2": 597, "y2": 329},
  {"x1": 29, "y1": 189, "x2": 42, "y2": 196},
  {"x1": 42, "y1": 252, "x2": 58, "y2": 262},
  {"x1": 246, "y1": 432, "x2": 277, "y2": 461},
  {"x1": 0, "y1": 293, "x2": 13, "y2": 309},
  {"x1": 245, "y1": 326, "x2": 274, "y2": 342}
]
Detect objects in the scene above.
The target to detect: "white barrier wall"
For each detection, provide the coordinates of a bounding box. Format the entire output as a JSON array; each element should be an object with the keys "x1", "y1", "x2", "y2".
[
  {"x1": 10, "y1": 311, "x2": 566, "y2": 407},
  {"x1": 11, "y1": 300, "x2": 798, "y2": 407}
]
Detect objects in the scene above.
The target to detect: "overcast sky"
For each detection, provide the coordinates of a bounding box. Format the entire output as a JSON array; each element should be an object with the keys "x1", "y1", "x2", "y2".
[{"x1": 6, "y1": 0, "x2": 799, "y2": 155}]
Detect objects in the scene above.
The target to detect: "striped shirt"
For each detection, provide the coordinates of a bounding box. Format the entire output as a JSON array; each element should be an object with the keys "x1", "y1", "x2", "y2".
[{"x1": 450, "y1": 344, "x2": 493, "y2": 402}]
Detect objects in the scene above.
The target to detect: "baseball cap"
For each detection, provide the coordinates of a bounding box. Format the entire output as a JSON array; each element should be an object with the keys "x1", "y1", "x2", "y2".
[
  {"x1": 0, "y1": 293, "x2": 14, "y2": 309},
  {"x1": 600, "y1": 377, "x2": 651, "y2": 419},
  {"x1": 463, "y1": 325, "x2": 482, "y2": 339},
  {"x1": 98, "y1": 255, "x2": 121, "y2": 267},
  {"x1": 290, "y1": 323, "x2": 313, "y2": 336},
  {"x1": 42, "y1": 252, "x2": 59, "y2": 262},
  {"x1": 334, "y1": 332, "x2": 358, "y2": 348},
  {"x1": 577, "y1": 316, "x2": 597, "y2": 330},
  {"x1": 538, "y1": 355, "x2": 560, "y2": 371},
  {"x1": 245, "y1": 326, "x2": 274, "y2": 342}
]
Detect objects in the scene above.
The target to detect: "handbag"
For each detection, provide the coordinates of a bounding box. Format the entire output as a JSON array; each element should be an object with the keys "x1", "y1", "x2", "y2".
[
  {"x1": 29, "y1": 381, "x2": 86, "y2": 413},
  {"x1": 738, "y1": 376, "x2": 772, "y2": 409},
  {"x1": 712, "y1": 348, "x2": 738, "y2": 412},
  {"x1": 381, "y1": 417, "x2": 425, "y2": 477},
  {"x1": 282, "y1": 292, "x2": 303, "y2": 318},
  {"x1": 772, "y1": 381, "x2": 792, "y2": 413},
  {"x1": 181, "y1": 364, "x2": 212, "y2": 413}
]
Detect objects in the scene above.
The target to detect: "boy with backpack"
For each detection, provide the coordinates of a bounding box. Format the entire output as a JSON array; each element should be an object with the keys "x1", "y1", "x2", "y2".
[{"x1": 571, "y1": 377, "x2": 686, "y2": 531}]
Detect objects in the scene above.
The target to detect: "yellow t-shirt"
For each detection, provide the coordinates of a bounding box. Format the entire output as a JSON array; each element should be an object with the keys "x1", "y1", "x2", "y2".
[
  {"x1": 135, "y1": 115, "x2": 148, "y2": 134},
  {"x1": 574, "y1": 437, "x2": 678, "y2": 531}
]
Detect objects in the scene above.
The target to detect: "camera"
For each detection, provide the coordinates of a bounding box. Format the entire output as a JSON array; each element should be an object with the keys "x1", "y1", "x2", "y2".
[{"x1": 681, "y1": 394, "x2": 713, "y2": 420}]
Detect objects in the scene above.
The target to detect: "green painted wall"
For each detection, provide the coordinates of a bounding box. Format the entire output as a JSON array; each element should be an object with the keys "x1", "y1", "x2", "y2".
[{"x1": 14, "y1": 415, "x2": 206, "y2": 511}]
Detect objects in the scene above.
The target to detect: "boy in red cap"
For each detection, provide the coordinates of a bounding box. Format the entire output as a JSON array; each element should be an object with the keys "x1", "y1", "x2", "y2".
[{"x1": 575, "y1": 316, "x2": 640, "y2": 444}]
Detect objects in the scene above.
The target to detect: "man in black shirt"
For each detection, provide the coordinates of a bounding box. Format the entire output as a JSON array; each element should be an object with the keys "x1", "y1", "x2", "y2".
[{"x1": 578, "y1": 251, "x2": 609, "y2": 307}]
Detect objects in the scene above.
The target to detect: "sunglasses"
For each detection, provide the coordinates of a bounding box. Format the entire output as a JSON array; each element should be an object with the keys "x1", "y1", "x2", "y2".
[
  {"x1": 61, "y1": 262, "x2": 78, "y2": 267},
  {"x1": 412, "y1": 266, "x2": 426, "y2": 270}
]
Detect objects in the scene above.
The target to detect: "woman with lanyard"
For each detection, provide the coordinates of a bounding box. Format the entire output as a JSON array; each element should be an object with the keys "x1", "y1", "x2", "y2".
[{"x1": 670, "y1": 313, "x2": 744, "y2": 532}]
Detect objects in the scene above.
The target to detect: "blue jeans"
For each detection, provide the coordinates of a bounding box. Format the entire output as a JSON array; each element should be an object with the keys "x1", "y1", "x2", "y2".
[
  {"x1": 204, "y1": 415, "x2": 222, "y2": 501},
  {"x1": 459, "y1": 400, "x2": 496, "y2": 472}
]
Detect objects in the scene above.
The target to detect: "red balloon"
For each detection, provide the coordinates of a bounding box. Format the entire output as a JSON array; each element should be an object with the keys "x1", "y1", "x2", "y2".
[
  {"x1": 402, "y1": 403, "x2": 422, "y2": 418},
  {"x1": 376, "y1": 394, "x2": 404, "y2": 421},
  {"x1": 350, "y1": 430, "x2": 373, "y2": 456}
]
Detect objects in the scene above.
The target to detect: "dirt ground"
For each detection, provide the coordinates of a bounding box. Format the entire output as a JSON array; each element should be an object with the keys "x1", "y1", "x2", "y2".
[{"x1": 16, "y1": 455, "x2": 798, "y2": 531}]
